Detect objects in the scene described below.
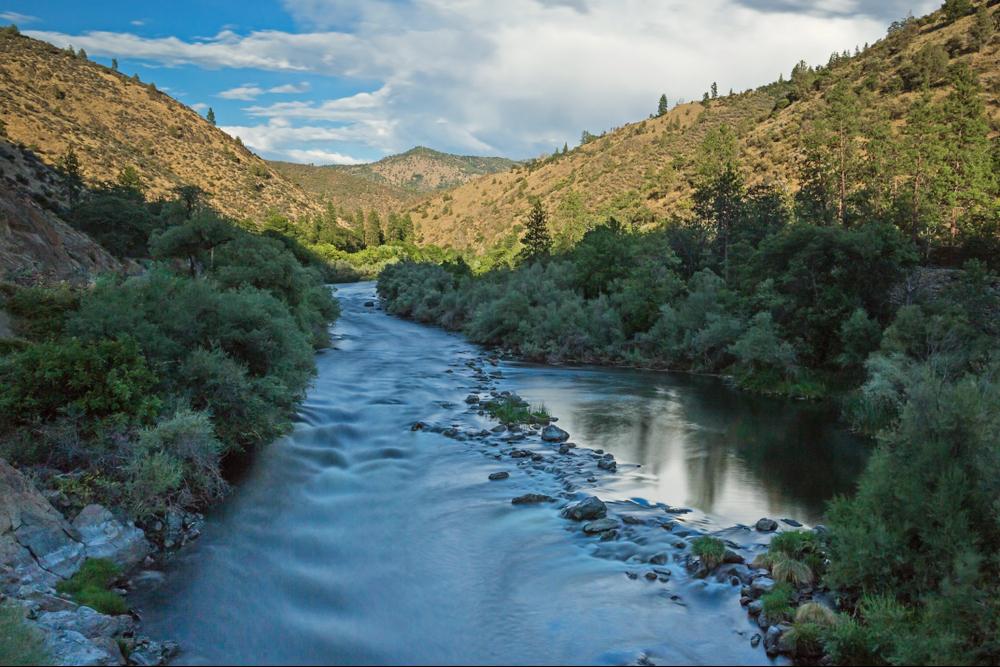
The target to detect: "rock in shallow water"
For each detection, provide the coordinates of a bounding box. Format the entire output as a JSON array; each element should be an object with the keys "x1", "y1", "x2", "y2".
[
  {"x1": 72, "y1": 504, "x2": 150, "y2": 570},
  {"x1": 488, "y1": 472, "x2": 510, "y2": 481},
  {"x1": 561, "y1": 496, "x2": 607, "y2": 521},
  {"x1": 755, "y1": 517, "x2": 779, "y2": 532},
  {"x1": 511, "y1": 494, "x2": 555, "y2": 505},
  {"x1": 540, "y1": 425, "x2": 570, "y2": 442},
  {"x1": 582, "y1": 518, "x2": 619, "y2": 534}
]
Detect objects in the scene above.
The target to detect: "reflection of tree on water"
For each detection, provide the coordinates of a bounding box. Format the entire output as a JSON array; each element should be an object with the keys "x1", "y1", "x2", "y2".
[{"x1": 514, "y1": 365, "x2": 869, "y2": 523}]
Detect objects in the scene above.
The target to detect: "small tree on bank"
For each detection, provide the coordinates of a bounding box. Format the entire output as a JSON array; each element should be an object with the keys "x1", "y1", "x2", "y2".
[{"x1": 517, "y1": 200, "x2": 552, "y2": 263}]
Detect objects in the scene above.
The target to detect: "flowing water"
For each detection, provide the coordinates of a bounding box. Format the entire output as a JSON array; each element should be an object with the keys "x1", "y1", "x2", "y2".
[{"x1": 133, "y1": 282, "x2": 868, "y2": 665}]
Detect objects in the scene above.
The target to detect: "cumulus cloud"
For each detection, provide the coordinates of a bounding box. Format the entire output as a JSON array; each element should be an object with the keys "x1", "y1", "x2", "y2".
[{"x1": 25, "y1": 0, "x2": 942, "y2": 160}]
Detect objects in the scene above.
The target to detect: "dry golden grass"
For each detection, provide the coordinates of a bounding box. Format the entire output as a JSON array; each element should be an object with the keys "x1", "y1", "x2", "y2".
[
  {"x1": 0, "y1": 32, "x2": 321, "y2": 222},
  {"x1": 410, "y1": 2, "x2": 999, "y2": 252}
]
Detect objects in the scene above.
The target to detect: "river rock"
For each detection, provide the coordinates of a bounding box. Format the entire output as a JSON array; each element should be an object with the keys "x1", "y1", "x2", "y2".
[
  {"x1": 561, "y1": 496, "x2": 607, "y2": 521},
  {"x1": 597, "y1": 458, "x2": 617, "y2": 472},
  {"x1": 42, "y1": 628, "x2": 123, "y2": 666},
  {"x1": 751, "y1": 576, "x2": 776, "y2": 597},
  {"x1": 72, "y1": 505, "x2": 150, "y2": 570},
  {"x1": 540, "y1": 425, "x2": 570, "y2": 442},
  {"x1": 511, "y1": 494, "x2": 555, "y2": 505},
  {"x1": 765, "y1": 623, "x2": 792, "y2": 656},
  {"x1": 755, "y1": 518, "x2": 779, "y2": 532},
  {"x1": 464, "y1": 394, "x2": 480, "y2": 404},
  {"x1": 488, "y1": 472, "x2": 510, "y2": 481},
  {"x1": 0, "y1": 459, "x2": 84, "y2": 587},
  {"x1": 36, "y1": 606, "x2": 134, "y2": 640},
  {"x1": 127, "y1": 638, "x2": 179, "y2": 666},
  {"x1": 782, "y1": 518, "x2": 803, "y2": 527},
  {"x1": 583, "y1": 518, "x2": 619, "y2": 534}
]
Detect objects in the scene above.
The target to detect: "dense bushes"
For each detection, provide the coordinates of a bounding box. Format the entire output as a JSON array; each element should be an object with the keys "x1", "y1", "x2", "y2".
[
  {"x1": 379, "y1": 215, "x2": 915, "y2": 397},
  {"x1": 0, "y1": 202, "x2": 339, "y2": 521},
  {"x1": 0, "y1": 604, "x2": 49, "y2": 665}
]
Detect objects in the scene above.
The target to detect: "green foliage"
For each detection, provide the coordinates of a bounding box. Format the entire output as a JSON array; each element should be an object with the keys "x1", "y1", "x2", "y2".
[
  {"x1": 0, "y1": 604, "x2": 49, "y2": 666},
  {"x1": 56, "y1": 558, "x2": 127, "y2": 615},
  {"x1": 3, "y1": 284, "x2": 81, "y2": 340},
  {"x1": 518, "y1": 200, "x2": 553, "y2": 263},
  {"x1": 771, "y1": 555, "x2": 814, "y2": 585},
  {"x1": 482, "y1": 396, "x2": 549, "y2": 426},
  {"x1": 0, "y1": 337, "x2": 160, "y2": 430},
  {"x1": 691, "y1": 536, "x2": 726, "y2": 569},
  {"x1": 761, "y1": 582, "x2": 795, "y2": 621},
  {"x1": 66, "y1": 186, "x2": 160, "y2": 258},
  {"x1": 128, "y1": 409, "x2": 227, "y2": 518}
]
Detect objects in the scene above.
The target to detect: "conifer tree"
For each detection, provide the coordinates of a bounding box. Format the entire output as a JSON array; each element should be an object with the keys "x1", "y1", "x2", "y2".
[
  {"x1": 364, "y1": 210, "x2": 383, "y2": 247},
  {"x1": 943, "y1": 0, "x2": 972, "y2": 22},
  {"x1": 111, "y1": 58, "x2": 118, "y2": 71},
  {"x1": 206, "y1": 108, "x2": 216, "y2": 126},
  {"x1": 710, "y1": 82, "x2": 718, "y2": 99},
  {"x1": 517, "y1": 200, "x2": 552, "y2": 263},
  {"x1": 970, "y1": 4, "x2": 994, "y2": 49},
  {"x1": 57, "y1": 147, "x2": 83, "y2": 202},
  {"x1": 657, "y1": 94, "x2": 669, "y2": 116}
]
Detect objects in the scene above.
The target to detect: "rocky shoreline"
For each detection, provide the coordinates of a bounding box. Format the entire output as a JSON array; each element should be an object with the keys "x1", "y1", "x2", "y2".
[
  {"x1": 416, "y1": 348, "x2": 837, "y2": 665},
  {"x1": 0, "y1": 459, "x2": 195, "y2": 665}
]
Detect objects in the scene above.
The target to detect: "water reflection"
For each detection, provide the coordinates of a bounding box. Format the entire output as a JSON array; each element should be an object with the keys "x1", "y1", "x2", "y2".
[{"x1": 507, "y1": 365, "x2": 869, "y2": 525}]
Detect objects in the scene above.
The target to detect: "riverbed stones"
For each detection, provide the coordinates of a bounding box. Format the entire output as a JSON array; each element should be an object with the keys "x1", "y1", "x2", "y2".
[
  {"x1": 561, "y1": 496, "x2": 607, "y2": 521},
  {"x1": 488, "y1": 472, "x2": 510, "y2": 481},
  {"x1": 782, "y1": 518, "x2": 803, "y2": 527},
  {"x1": 583, "y1": 518, "x2": 619, "y2": 534},
  {"x1": 755, "y1": 517, "x2": 779, "y2": 532},
  {"x1": 540, "y1": 425, "x2": 570, "y2": 442},
  {"x1": 511, "y1": 494, "x2": 555, "y2": 505},
  {"x1": 751, "y1": 576, "x2": 776, "y2": 597},
  {"x1": 464, "y1": 394, "x2": 480, "y2": 404}
]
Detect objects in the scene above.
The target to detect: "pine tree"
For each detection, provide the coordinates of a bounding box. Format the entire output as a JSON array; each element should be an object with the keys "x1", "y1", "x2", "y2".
[
  {"x1": 943, "y1": 0, "x2": 972, "y2": 22},
  {"x1": 517, "y1": 200, "x2": 552, "y2": 262},
  {"x1": 206, "y1": 108, "x2": 216, "y2": 126},
  {"x1": 364, "y1": 210, "x2": 383, "y2": 247},
  {"x1": 710, "y1": 82, "x2": 718, "y2": 99},
  {"x1": 939, "y1": 64, "x2": 995, "y2": 242},
  {"x1": 970, "y1": 4, "x2": 994, "y2": 50},
  {"x1": 657, "y1": 94, "x2": 669, "y2": 116},
  {"x1": 900, "y1": 91, "x2": 947, "y2": 250},
  {"x1": 77, "y1": 48, "x2": 87, "y2": 59},
  {"x1": 117, "y1": 165, "x2": 144, "y2": 196},
  {"x1": 57, "y1": 147, "x2": 83, "y2": 201},
  {"x1": 562, "y1": 142, "x2": 568, "y2": 154},
  {"x1": 111, "y1": 58, "x2": 118, "y2": 71}
]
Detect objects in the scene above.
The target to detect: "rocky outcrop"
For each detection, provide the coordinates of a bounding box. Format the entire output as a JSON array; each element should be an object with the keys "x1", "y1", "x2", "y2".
[
  {"x1": 72, "y1": 505, "x2": 150, "y2": 571},
  {"x1": 0, "y1": 459, "x2": 84, "y2": 588},
  {"x1": 0, "y1": 460, "x2": 171, "y2": 665},
  {"x1": 0, "y1": 180, "x2": 122, "y2": 285}
]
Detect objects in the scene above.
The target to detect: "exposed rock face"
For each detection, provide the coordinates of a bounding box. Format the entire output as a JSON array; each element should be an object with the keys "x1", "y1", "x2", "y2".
[
  {"x1": 0, "y1": 183, "x2": 121, "y2": 284},
  {"x1": 0, "y1": 459, "x2": 84, "y2": 587},
  {"x1": 72, "y1": 505, "x2": 150, "y2": 570}
]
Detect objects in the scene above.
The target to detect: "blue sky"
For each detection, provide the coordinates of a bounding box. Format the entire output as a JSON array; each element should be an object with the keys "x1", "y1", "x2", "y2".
[{"x1": 4, "y1": 0, "x2": 938, "y2": 165}]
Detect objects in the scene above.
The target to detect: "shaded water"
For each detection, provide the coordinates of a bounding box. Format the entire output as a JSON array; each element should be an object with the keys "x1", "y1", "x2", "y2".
[{"x1": 133, "y1": 282, "x2": 868, "y2": 665}]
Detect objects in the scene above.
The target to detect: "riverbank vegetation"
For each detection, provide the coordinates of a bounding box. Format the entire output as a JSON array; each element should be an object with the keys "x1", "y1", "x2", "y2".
[
  {"x1": 0, "y1": 181, "x2": 339, "y2": 522},
  {"x1": 377, "y1": 57, "x2": 1000, "y2": 666}
]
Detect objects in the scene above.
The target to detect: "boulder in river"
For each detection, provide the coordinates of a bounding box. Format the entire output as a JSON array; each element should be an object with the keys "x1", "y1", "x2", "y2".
[
  {"x1": 755, "y1": 518, "x2": 779, "y2": 532},
  {"x1": 562, "y1": 496, "x2": 608, "y2": 521},
  {"x1": 540, "y1": 425, "x2": 570, "y2": 442},
  {"x1": 583, "y1": 518, "x2": 619, "y2": 534},
  {"x1": 511, "y1": 494, "x2": 555, "y2": 505},
  {"x1": 488, "y1": 472, "x2": 510, "y2": 481}
]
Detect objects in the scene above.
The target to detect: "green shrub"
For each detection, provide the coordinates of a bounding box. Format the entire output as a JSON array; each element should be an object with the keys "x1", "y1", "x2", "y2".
[
  {"x1": 784, "y1": 621, "x2": 825, "y2": 659},
  {"x1": 821, "y1": 614, "x2": 887, "y2": 666},
  {"x1": 482, "y1": 396, "x2": 549, "y2": 425},
  {"x1": 3, "y1": 284, "x2": 80, "y2": 340},
  {"x1": 0, "y1": 604, "x2": 49, "y2": 665},
  {"x1": 0, "y1": 337, "x2": 160, "y2": 431},
  {"x1": 56, "y1": 558, "x2": 127, "y2": 615},
  {"x1": 691, "y1": 536, "x2": 726, "y2": 569},
  {"x1": 127, "y1": 409, "x2": 227, "y2": 518}
]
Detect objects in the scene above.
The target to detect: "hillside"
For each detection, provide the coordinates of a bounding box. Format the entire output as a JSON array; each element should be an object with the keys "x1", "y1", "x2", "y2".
[
  {"x1": 0, "y1": 30, "x2": 321, "y2": 222},
  {"x1": 269, "y1": 147, "x2": 517, "y2": 217},
  {"x1": 412, "y1": 4, "x2": 1000, "y2": 251}
]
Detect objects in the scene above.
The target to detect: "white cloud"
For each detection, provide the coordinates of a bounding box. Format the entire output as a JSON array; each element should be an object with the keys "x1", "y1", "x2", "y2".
[
  {"x1": 190, "y1": 102, "x2": 209, "y2": 112},
  {"x1": 268, "y1": 81, "x2": 311, "y2": 94},
  {"x1": 218, "y1": 84, "x2": 266, "y2": 100},
  {"x1": 130, "y1": 19, "x2": 146, "y2": 27},
  {"x1": 26, "y1": 0, "x2": 942, "y2": 160},
  {"x1": 1, "y1": 11, "x2": 39, "y2": 24}
]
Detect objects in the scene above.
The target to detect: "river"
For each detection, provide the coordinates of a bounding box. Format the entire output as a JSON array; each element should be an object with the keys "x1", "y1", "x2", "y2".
[{"x1": 132, "y1": 281, "x2": 868, "y2": 665}]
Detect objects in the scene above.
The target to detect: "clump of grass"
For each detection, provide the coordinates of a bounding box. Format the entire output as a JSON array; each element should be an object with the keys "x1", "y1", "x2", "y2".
[
  {"x1": 691, "y1": 536, "x2": 726, "y2": 569},
  {"x1": 795, "y1": 602, "x2": 837, "y2": 627},
  {"x1": 769, "y1": 530, "x2": 819, "y2": 558},
  {"x1": 483, "y1": 396, "x2": 549, "y2": 425},
  {"x1": 772, "y1": 555, "x2": 814, "y2": 586},
  {"x1": 56, "y1": 558, "x2": 128, "y2": 615},
  {"x1": 0, "y1": 604, "x2": 50, "y2": 665},
  {"x1": 761, "y1": 582, "x2": 795, "y2": 622},
  {"x1": 783, "y1": 621, "x2": 825, "y2": 658}
]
